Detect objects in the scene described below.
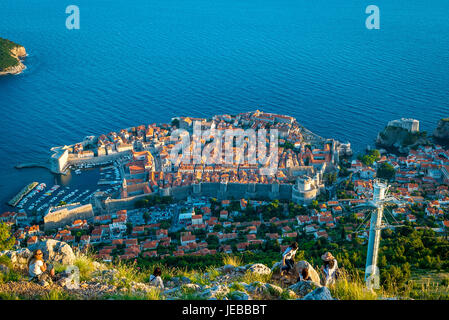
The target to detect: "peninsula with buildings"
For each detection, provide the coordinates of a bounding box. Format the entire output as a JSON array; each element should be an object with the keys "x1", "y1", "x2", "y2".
[
  {"x1": 45, "y1": 110, "x2": 350, "y2": 215},
  {"x1": 2, "y1": 112, "x2": 449, "y2": 300},
  {"x1": 0, "y1": 37, "x2": 27, "y2": 76},
  {"x1": 10, "y1": 110, "x2": 354, "y2": 245}
]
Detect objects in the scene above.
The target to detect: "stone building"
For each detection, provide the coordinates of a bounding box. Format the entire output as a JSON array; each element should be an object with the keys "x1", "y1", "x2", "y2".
[
  {"x1": 292, "y1": 175, "x2": 321, "y2": 205},
  {"x1": 387, "y1": 118, "x2": 419, "y2": 133},
  {"x1": 49, "y1": 146, "x2": 69, "y2": 174},
  {"x1": 44, "y1": 203, "x2": 94, "y2": 231}
]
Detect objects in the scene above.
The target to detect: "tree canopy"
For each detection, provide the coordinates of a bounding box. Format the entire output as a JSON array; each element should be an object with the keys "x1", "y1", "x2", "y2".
[
  {"x1": 377, "y1": 162, "x2": 396, "y2": 180},
  {"x1": 0, "y1": 222, "x2": 15, "y2": 251}
]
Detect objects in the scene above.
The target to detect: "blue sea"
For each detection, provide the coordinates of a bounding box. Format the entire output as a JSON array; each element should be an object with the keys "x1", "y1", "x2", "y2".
[{"x1": 1, "y1": 0, "x2": 449, "y2": 211}]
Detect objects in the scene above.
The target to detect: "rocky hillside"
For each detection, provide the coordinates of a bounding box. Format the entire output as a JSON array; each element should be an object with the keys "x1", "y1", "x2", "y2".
[
  {"x1": 0, "y1": 240, "x2": 390, "y2": 300},
  {"x1": 376, "y1": 125, "x2": 431, "y2": 154},
  {"x1": 0, "y1": 37, "x2": 27, "y2": 76},
  {"x1": 433, "y1": 119, "x2": 449, "y2": 144}
]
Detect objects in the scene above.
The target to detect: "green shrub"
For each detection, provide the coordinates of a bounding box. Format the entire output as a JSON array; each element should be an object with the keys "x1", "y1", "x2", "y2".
[
  {"x1": 0, "y1": 292, "x2": 20, "y2": 300},
  {"x1": 230, "y1": 282, "x2": 245, "y2": 292},
  {"x1": 105, "y1": 289, "x2": 163, "y2": 300},
  {"x1": 0, "y1": 255, "x2": 12, "y2": 268},
  {"x1": 179, "y1": 285, "x2": 205, "y2": 300},
  {"x1": 0, "y1": 269, "x2": 24, "y2": 284},
  {"x1": 205, "y1": 266, "x2": 220, "y2": 282},
  {"x1": 0, "y1": 222, "x2": 15, "y2": 251},
  {"x1": 39, "y1": 289, "x2": 77, "y2": 300}
]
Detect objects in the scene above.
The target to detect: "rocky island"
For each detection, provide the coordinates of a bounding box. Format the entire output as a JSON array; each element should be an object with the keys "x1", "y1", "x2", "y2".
[{"x1": 0, "y1": 37, "x2": 27, "y2": 76}]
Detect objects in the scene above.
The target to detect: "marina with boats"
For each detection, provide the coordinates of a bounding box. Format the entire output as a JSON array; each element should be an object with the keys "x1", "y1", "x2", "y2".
[{"x1": 6, "y1": 163, "x2": 123, "y2": 217}]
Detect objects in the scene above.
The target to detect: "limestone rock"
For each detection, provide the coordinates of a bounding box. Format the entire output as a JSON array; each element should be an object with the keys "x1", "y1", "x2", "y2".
[
  {"x1": 163, "y1": 287, "x2": 180, "y2": 295},
  {"x1": 245, "y1": 281, "x2": 268, "y2": 295},
  {"x1": 247, "y1": 263, "x2": 271, "y2": 275},
  {"x1": 180, "y1": 276, "x2": 191, "y2": 284},
  {"x1": 28, "y1": 240, "x2": 75, "y2": 265},
  {"x1": 1, "y1": 248, "x2": 32, "y2": 270},
  {"x1": 130, "y1": 281, "x2": 154, "y2": 293},
  {"x1": 201, "y1": 285, "x2": 230, "y2": 299},
  {"x1": 228, "y1": 291, "x2": 251, "y2": 300},
  {"x1": 235, "y1": 266, "x2": 246, "y2": 273},
  {"x1": 295, "y1": 261, "x2": 321, "y2": 284},
  {"x1": 303, "y1": 286, "x2": 334, "y2": 300},
  {"x1": 289, "y1": 280, "x2": 321, "y2": 297},
  {"x1": 183, "y1": 283, "x2": 201, "y2": 291},
  {"x1": 222, "y1": 264, "x2": 235, "y2": 274},
  {"x1": 265, "y1": 283, "x2": 283, "y2": 297}
]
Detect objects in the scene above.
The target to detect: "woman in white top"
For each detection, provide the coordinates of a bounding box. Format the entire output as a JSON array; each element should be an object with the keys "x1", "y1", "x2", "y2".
[
  {"x1": 321, "y1": 252, "x2": 338, "y2": 286},
  {"x1": 281, "y1": 242, "x2": 298, "y2": 276},
  {"x1": 149, "y1": 267, "x2": 164, "y2": 290},
  {"x1": 28, "y1": 249, "x2": 55, "y2": 285}
]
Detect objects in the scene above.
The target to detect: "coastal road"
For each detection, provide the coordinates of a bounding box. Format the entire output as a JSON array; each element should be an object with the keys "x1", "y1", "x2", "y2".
[
  {"x1": 116, "y1": 159, "x2": 126, "y2": 181},
  {"x1": 169, "y1": 206, "x2": 182, "y2": 233}
]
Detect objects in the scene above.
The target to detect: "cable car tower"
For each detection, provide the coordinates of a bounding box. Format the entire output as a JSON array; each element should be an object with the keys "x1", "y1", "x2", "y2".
[{"x1": 353, "y1": 179, "x2": 401, "y2": 289}]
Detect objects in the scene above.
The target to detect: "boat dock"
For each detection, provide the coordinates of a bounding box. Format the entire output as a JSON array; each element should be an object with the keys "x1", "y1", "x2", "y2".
[
  {"x1": 98, "y1": 180, "x2": 121, "y2": 185},
  {"x1": 15, "y1": 162, "x2": 50, "y2": 170},
  {"x1": 7, "y1": 182, "x2": 39, "y2": 207}
]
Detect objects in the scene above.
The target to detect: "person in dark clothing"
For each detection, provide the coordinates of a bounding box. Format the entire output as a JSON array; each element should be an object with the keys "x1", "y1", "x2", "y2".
[{"x1": 280, "y1": 242, "x2": 298, "y2": 276}]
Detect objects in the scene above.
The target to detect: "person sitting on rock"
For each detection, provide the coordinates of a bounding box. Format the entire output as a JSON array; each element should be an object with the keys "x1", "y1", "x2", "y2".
[
  {"x1": 281, "y1": 242, "x2": 298, "y2": 276},
  {"x1": 28, "y1": 249, "x2": 55, "y2": 286},
  {"x1": 321, "y1": 252, "x2": 338, "y2": 286},
  {"x1": 149, "y1": 267, "x2": 164, "y2": 290}
]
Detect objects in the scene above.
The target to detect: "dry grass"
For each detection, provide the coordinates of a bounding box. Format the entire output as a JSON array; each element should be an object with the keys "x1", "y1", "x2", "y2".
[
  {"x1": 222, "y1": 254, "x2": 243, "y2": 267},
  {"x1": 407, "y1": 278, "x2": 449, "y2": 300},
  {"x1": 74, "y1": 254, "x2": 97, "y2": 282},
  {"x1": 105, "y1": 288, "x2": 163, "y2": 300},
  {"x1": 38, "y1": 289, "x2": 77, "y2": 300},
  {"x1": 328, "y1": 270, "x2": 380, "y2": 300},
  {"x1": 239, "y1": 270, "x2": 272, "y2": 284}
]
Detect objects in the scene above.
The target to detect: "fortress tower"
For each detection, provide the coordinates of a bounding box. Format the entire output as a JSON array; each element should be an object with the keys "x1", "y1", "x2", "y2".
[{"x1": 292, "y1": 175, "x2": 319, "y2": 205}]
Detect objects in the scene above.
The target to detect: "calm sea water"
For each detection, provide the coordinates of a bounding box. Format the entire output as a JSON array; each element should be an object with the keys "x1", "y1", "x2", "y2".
[{"x1": 1, "y1": 0, "x2": 449, "y2": 210}]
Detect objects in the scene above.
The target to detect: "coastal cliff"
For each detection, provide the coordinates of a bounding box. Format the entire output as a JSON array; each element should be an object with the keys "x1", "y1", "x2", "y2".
[
  {"x1": 433, "y1": 118, "x2": 449, "y2": 144},
  {"x1": 376, "y1": 121, "x2": 431, "y2": 154},
  {"x1": 0, "y1": 37, "x2": 27, "y2": 76}
]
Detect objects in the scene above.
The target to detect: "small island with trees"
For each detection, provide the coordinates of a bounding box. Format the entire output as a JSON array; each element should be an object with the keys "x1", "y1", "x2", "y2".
[{"x1": 0, "y1": 37, "x2": 27, "y2": 76}]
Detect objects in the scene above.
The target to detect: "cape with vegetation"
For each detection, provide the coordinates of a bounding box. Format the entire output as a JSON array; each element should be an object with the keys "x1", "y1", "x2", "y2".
[{"x1": 0, "y1": 37, "x2": 27, "y2": 75}]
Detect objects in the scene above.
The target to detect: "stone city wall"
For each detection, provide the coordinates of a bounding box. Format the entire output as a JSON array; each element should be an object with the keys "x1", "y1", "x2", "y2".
[{"x1": 44, "y1": 204, "x2": 94, "y2": 231}]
